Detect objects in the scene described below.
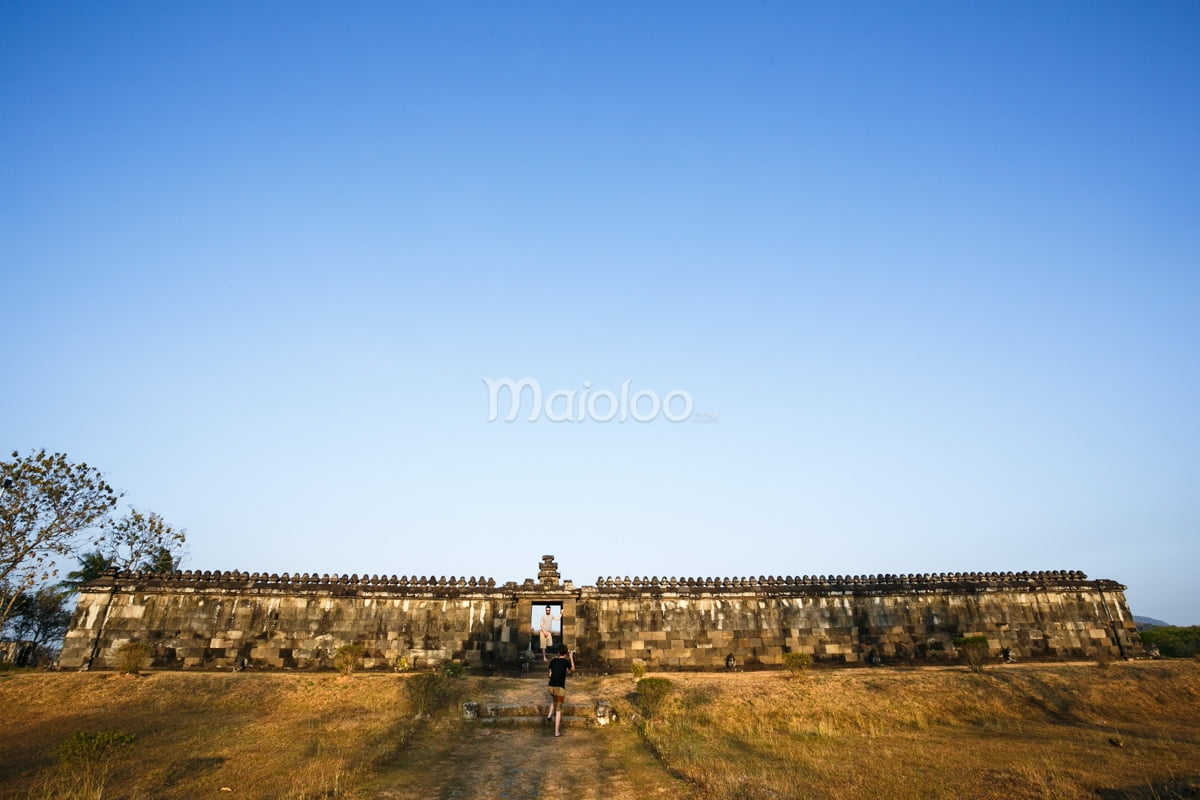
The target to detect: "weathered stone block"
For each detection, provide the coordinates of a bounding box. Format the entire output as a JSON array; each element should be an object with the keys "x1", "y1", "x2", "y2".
[{"x1": 58, "y1": 559, "x2": 1142, "y2": 671}]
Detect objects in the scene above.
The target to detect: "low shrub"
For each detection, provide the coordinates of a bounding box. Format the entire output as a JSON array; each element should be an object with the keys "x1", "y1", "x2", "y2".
[
  {"x1": 53, "y1": 730, "x2": 136, "y2": 800},
  {"x1": 637, "y1": 677, "x2": 674, "y2": 717},
  {"x1": 783, "y1": 652, "x2": 812, "y2": 678},
  {"x1": 442, "y1": 660, "x2": 464, "y2": 678},
  {"x1": 333, "y1": 644, "x2": 365, "y2": 676},
  {"x1": 114, "y1": 642, "x2": 152, "y2": 675},
  {"x1": 952, "y1": 636, "x2": 990, "y2": 673},
  {"x1": 630, "y1": 659, "x2": 646, "y2": 680},
  {"x1": 404, "y1": 673, "x2": 450, "y2": 716}
]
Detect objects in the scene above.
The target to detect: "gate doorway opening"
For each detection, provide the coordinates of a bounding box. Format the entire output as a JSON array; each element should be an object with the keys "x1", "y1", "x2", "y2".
[{"x1": 532, "y1": 603, "x2": 563, "y2": 661}]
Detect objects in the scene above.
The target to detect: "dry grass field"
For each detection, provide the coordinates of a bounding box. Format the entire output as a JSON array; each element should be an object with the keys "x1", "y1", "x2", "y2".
[{"x1": 1, "y1": 660, "x2": 1197, "y2": 800}]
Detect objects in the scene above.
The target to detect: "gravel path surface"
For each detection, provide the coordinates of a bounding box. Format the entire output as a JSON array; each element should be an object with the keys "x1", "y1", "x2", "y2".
[{"x1": 367, "y1": 725, "x2": 683, "y2": 800}]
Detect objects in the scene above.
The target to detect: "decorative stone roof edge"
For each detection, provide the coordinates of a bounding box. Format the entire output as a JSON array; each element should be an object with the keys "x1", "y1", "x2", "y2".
[
  {"x1": 86, "y1": 569, "x2": 498, "y2": 589},
  {"x1": 80, "y1": 567, "x2": 1124, "y2": 595},
  {"x1": 593, "y1": 570, "x2": 1104, "y2": 590}
]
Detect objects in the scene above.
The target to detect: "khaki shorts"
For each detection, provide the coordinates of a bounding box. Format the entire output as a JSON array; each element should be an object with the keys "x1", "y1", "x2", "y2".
[{"x1": 548, "y1": 686, "x2": 565, "y2": 701}]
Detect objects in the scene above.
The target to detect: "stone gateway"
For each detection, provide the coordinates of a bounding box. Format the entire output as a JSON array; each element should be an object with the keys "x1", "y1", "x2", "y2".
[{"x1": 59, "y1": 555, "x2": 1142, "y2": 671}]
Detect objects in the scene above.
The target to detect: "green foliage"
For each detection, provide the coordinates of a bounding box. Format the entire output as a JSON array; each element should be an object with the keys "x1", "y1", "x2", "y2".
[
  {"x1": 52, "y1": 730, "x2": 136, "y2": 800},
  {"x1": 100, "y1": 508, "x2": 186, "y2": 573},
  {"x1": 54, "y1": 730, "x2": 137, "y2": 766},
  {"x1": 630, "y1": 658, "x2": 647, "y2": 680},
  {"x1": 1, "y1": 451, "x2": 186, "y2": 641},
  {"x1": 783, "y1": 651, "x2": 813, "y2": 678},
  {"x1": 636, "y1": 677, "x2": 675, "y2": 717},
  {"x1": 952, "y1": 636, "x2": 990, "y2": 673},
  {"x1": 114, "y1": 641, "x2": 153, "y2": 674},
  {"x1": 394, "y1": 656, "x2": 413, "y2": 672},
  {"x1": 1140, "y1": 626, "x2": 1200, "y2": 658},
  {"x1": 4, "y1": 584, "x2": 72, "y2": 664},
  {"x1": 333, "y1": 644, "x2": 365, "y2": 675},
  {"x1": 441, "y1": 659, "x2": 465, "y2": 678},
  {"x1": 404, "y1": 673, "x2": 450, "y2": 716},
  {"x1": 59, "y1": 551, "x2": 115, "y2": 593},
  {"x1": 0, "y1": 450, "x2": 119, "y2": 628}
]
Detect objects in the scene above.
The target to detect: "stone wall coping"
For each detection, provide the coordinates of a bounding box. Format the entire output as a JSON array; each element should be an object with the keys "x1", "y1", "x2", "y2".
[
  {"x1": 79, "y1": 568, "x2": 1125, "y2": 597},
  {"x1": 83, "y1": 568, "x2": 499, "y2": 589},
  {"x1": 593, "y1": 570, "x2": 1099, "y2": 589}
]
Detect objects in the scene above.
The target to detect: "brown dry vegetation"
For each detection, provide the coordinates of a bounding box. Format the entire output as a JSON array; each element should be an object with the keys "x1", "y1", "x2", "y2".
[
  {"x1": 1, "y1": 661, "x2": 1197, "y2": 800},
  {"x1": 629, "y1": 662, "x2": 1200, "y2": 800}
]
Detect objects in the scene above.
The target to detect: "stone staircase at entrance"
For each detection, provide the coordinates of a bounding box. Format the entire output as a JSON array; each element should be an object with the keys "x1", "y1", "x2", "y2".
[{"x1": 461, "y1": 701, "x2": 614, "y2": 727}]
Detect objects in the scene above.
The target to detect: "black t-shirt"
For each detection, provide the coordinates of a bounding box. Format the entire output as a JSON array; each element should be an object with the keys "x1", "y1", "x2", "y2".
[{"x1": 548, "y1": 656, "x2": 571, "y2": 688}]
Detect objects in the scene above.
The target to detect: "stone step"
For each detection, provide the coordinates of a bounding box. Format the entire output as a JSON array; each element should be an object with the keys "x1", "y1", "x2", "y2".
[{"x1": 462, "y1": 701, "x2": 615, "y2": 725}]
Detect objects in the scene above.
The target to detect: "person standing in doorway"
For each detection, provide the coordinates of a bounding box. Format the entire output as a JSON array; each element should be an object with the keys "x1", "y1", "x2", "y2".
[
  {"x1": 537, "y1": 605, "x2": 559, "y2": 661},
  {"x1": 546, "y1": 644, "x2": 575, "y2": 737}
]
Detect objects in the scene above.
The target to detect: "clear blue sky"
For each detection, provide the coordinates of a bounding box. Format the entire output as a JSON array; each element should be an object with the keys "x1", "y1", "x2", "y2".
[{"x1": 3, "y1": 2, "x2": 1197, "y2": 624}]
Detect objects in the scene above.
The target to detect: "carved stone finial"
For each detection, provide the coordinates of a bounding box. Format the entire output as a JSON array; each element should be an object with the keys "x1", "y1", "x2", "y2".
[{"x1": 537, "y1": 555, "x2": 561, "y2": 586}]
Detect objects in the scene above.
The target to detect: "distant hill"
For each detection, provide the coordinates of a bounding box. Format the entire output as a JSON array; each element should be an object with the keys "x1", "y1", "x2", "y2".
[{"x1": 1134, "y1": 615, "x2": 1171, "y2": 630}]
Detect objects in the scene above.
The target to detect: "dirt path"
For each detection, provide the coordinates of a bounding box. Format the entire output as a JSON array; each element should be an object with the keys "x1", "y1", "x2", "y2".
[
  {"x1": 365, "y1": 723, "x2": 689, "y2": 800},
  {"x1": 356, "y1": 664, "x2": 1081, "y2": 800},
  {"x1": 359, "y1": 675, "x2": 695, "y2": 800}
]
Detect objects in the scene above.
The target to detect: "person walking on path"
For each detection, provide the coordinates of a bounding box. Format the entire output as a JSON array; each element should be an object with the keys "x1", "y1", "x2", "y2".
[
  {"x1": 545, "y1": 644, "x2": 575, "y2": 737},
  {"x1": 537, "y1": 605, "x2": 559, "y2": 661}
]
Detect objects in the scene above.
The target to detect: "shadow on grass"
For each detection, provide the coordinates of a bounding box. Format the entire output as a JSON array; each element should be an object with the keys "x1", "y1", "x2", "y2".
[
  {"x1": 990, "y1": 670, "x2": 1080, "y2": 724},
  {"x1": 157, "y1": 756, "x2": 226, "y2": 789},
  {"x1": 1096, "y1": 775, "x2": 1200, "y2": 799}
]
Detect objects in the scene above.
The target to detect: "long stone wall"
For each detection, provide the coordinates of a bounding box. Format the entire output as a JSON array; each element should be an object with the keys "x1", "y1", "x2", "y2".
[{"x1": 59, "y1": 555, "x2": 1143, "y2": 671}]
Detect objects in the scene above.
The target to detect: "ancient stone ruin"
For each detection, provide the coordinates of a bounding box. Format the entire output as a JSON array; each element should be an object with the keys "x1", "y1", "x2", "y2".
[{"x1": 59, "y1": 554, "x2": 1142, "y2": 671}]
